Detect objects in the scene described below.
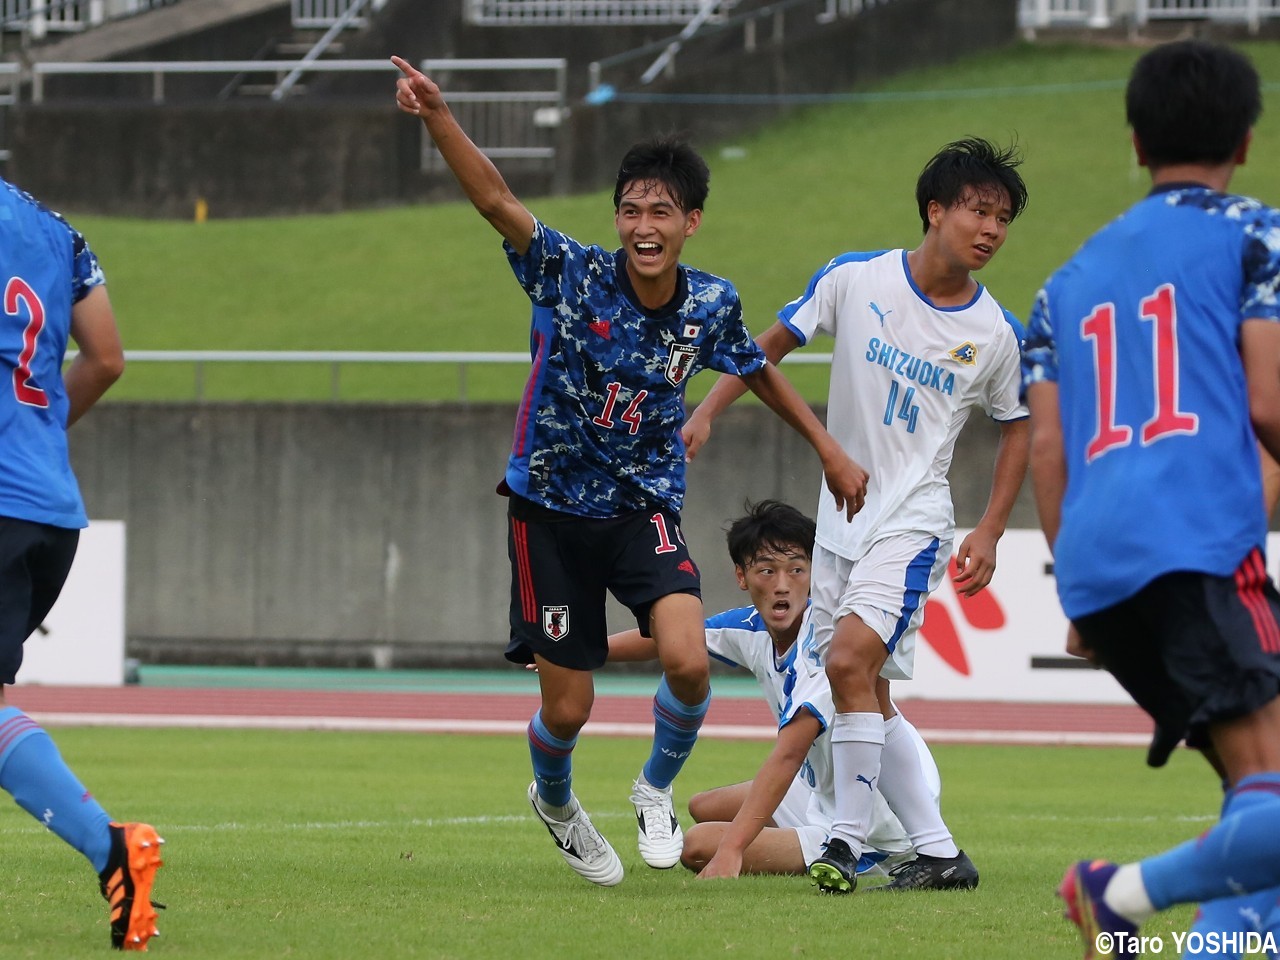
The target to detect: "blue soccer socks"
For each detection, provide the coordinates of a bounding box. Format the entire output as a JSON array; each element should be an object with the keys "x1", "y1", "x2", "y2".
[
  {"x1": 1141, "y1": 773, "x2": 1280, "y2": 910},
  {"x1": 527, "y1": 709, "x2": 576, "y2": 809},
  {"x1": 641, "y1": 675, "x2": 708, "y2": 790},
  {"x1": 0, "y1": 708, "x2": 112, "y2": 872}
]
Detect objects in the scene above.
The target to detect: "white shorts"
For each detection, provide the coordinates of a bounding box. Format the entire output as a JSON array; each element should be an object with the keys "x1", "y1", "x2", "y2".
[
  {"x1": 773, "y1": 775, "x2": 831, "y2": 867},
  {"x1": 773, "y1": 770, "x2": 917, "y2": 867},
  {"x1": 810, "y1": 534, "x2": 952, "y2": 680}
]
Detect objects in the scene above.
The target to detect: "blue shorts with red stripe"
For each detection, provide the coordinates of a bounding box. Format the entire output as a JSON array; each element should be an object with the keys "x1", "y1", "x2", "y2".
[
  {"x1": 1073, "y1": 547, "x2": 1280, "y2": 768},
  {"x1": 503, "y1": 493, "x2": 701, "y2": 670}
]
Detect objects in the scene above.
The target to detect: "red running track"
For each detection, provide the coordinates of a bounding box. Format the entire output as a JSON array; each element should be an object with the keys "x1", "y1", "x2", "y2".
[{"x1": 5, "y1": 684, "x2": 1156, "y2": 747}]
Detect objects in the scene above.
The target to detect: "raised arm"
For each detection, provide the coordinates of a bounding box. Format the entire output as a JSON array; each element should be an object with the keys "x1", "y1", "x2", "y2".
[
  {"x1": 697, "y1": 711, "x2": 820, "y2": 879},
  {"x1": 391, "y1": 55, "x2": 535, "y2": 254},
  {"x1": 64, "y1": 285, "x2": 124, "y2": 428},
  {"x1": 953, "y1": 417, "x2": 1029, "y2": 597}
]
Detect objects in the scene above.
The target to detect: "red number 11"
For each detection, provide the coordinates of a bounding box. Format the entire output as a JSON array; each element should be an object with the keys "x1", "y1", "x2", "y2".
[{"x1": 1082, "y1": 283, "x2": 1198, "y2": 463}]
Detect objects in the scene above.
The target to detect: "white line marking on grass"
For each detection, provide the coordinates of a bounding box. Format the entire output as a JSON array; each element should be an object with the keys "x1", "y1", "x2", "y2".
[{"x1": 25, "y1": 712, "x2": 1151, "y2": 747}]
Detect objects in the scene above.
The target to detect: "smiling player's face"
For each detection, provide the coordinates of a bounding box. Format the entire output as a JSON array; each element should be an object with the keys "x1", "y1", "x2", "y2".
[{"x1": 614, "y1": 178, "x2": 701, "y2": 285}]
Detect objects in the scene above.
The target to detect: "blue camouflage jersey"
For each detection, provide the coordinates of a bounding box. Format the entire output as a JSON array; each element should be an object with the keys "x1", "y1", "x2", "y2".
[
  {"x1": 502, "y1": 221, "x2": 766, "y2": 518},
  {"x1": 0, "y1": 178, "x2": 104, "y2": 529},
  {"x1": 1022, "y1": 185, "x2": 1280, "y2": 618}
]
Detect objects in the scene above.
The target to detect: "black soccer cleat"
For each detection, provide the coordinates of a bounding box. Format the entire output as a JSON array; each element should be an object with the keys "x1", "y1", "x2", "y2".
[
  {"x1": 808, "y1": 838, "x2": 859, "y2": 895},
  {"x1": 873, "y1": 849, "x2": 979, "y2": 892}
]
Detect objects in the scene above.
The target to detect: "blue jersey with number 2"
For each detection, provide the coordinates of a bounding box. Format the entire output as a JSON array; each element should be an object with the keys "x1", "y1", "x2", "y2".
[
  {"x1": 0, "y1": 178, "x2": 103, "y2": 529},
  {"x1": 1022, "y1": 185, "x2": 1280, "y2": 618}
]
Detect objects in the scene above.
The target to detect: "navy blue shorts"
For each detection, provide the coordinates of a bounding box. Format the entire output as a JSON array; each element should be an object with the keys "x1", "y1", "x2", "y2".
[
  {"x1": 504, "y1": 495, "x2": 702, "y2": 670},
  {"x1": 0, "y1": 517, "x2": 79, "y2": 686},
  {"x1": 1073, "y1": 548, "x2": 1280, "y2": 767}
]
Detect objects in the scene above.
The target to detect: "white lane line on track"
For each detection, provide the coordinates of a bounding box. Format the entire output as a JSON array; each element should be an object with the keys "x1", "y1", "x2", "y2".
[{"x1": 25, "y1": 711, "x2": 1150, "y2": 747}]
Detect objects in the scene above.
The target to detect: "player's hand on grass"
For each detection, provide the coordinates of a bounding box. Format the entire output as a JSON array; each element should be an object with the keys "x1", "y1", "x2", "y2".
[
  {"x1": 391, "y1": 55, "x2": 446, "y2": 119},
  {"x1": 696, "y1": 849, "x2": 743, "y2": 880},
  {"x1": 952, "y1": 526, "x2": 997, "y2": 596}
]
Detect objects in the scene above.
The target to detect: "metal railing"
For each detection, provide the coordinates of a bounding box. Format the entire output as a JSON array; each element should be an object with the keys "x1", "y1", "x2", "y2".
[
  {"x1": 87, "y1": 349, "x2": 837, "y2": 402},
  {"x1": 28, "y1": 57, "x2": 395, "y2": 102},
  {"x1": 1, "y1": 0, "x2": 178, "y2": 37},
  {"x1": 415, "y1": 59, "x2": 567, "y2": 174},
  {"x1": 291, "y1": 0, "x2": 386, "y2": 29},
  {"x1": 464, "y1": 0, "x2": 739, "y2": 25},
  {"x1": 1018, "y1": 0, "x2": 1280, "y2": 30}
]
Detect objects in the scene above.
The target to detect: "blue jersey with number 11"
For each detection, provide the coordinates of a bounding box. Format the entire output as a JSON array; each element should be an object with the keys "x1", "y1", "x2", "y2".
[
  {"x1": 1022, "y1": 185, "x2": 1280, "y2": 618},
  {"x1": 0, "y1": 179, "x2": 103, "y2": 529}
]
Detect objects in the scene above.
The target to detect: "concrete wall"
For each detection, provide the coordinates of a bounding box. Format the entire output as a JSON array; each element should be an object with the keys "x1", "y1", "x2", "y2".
[
  {"x1": 5, "y1": 0, "x2": 1017, "y2": 217},
  {"x1": 68, "y1": 401, "x2": 1039, "y2": 667}
]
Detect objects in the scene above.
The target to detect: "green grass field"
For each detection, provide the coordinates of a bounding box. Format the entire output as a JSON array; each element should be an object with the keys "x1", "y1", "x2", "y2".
[
  {"x1": 0, "y1": 727, "x2": 1232, "y2": 958},
  {"x1": 68, "y1": 41, "x2": 1280, "y2": 403}
]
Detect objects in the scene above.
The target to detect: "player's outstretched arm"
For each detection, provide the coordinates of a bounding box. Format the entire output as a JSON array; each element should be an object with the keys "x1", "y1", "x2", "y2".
[
  {"x1": 682, "y1": 322, "x2": 800, "y2": 461},
  {"x1": 606, "y1": 628, "x2": 660, "y2": 663},
  {"x1": 697, "y1": 712, "x2": 819, "y2": 879},
  {"x1": 741, "y1": 362, "x2": 867, "y2": 521},
  {"x1": 390, "y1": 55, "x2": 535, "y2": 254},
  {"x1": 953, "y1": 417, "x2": 1029, "y2": 597},
  {"x1": 64, "y1": 286, "x2": 124, "y2": 428}
]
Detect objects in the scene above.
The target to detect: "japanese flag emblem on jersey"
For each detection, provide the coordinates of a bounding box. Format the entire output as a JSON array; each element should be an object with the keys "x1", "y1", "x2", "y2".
[
  {"x1": 542, "y1": 605, "x2": 569, "y2": 641},
  {"x1": 681, "y1": 323, "x2": 701, "y2": 339},
  {"x1": 665, "y1": 344, "x2": 698, "y2": 386},
  {"x1": 949, "y1": 341, "x2": 978, "y2": 365}
]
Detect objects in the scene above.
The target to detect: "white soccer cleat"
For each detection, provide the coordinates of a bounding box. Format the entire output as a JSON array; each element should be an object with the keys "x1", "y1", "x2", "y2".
[
  {"x1": 630, "y1": 778, "x2": 683, "y2": 869},
  {"x1": 527, "y1": 782, "x2": 624, "y2": 887}
]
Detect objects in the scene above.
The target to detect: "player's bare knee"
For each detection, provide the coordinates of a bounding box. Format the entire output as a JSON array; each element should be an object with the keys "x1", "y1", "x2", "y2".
[
  {"x1": 538, "y1": 700, "x2": 591, "y2": 738},
  {"x1": 824, "y1": 644, "x2": 877, "y2": 695},
  {"x1": 687, "y1": 791, "x2": 713, "y2": 823},
  {"x1": 661, "y1": 656, "x2": 711, "y2": 705},
  {"x1": 680, "y1": 824, "x2": 714, "y2": 871}
]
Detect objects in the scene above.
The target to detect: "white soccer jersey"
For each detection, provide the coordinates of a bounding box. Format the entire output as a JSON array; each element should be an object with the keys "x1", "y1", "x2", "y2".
[
  {"x1": 779, "y1": 249, "x2": 1027, "y2": 562},
  {"x1": 704, "y1": 603, "x2": 837, "y2": 817}
]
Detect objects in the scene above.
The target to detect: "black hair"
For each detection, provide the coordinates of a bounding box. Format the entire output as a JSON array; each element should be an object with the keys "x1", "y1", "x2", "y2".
[
  {"x1": 1126, "y1": 39, "x2": 1261, "y2": 168},
  {"x1": 612, "y1": 135, "x2": 710, "y2": 213},
  {"x1": 915, "y1": 137, "x2": 1028, "y2": 234},
  {"x1": 725, "y1": 500, "x2": 816, "y2": 569}
]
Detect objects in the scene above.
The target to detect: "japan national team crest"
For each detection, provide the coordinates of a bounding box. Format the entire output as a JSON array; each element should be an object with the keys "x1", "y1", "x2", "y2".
[
  {"x1": 665, "y1": 344, "x2": 698, "y2": 386},
  {"x1": 949, "y1": 341, "x2": 978, "y2": 365},
  {"x1": 542, "y1": 605, "x2": 569, "y2": 641}
]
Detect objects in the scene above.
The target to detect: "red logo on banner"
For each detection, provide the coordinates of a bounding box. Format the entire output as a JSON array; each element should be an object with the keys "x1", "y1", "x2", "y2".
[{"x1": 920, "y1": 556, "x2": 1006, "y2": 677}]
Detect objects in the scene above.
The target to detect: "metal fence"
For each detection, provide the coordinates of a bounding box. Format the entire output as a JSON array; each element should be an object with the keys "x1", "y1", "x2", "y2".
[
  {"x1": 416, "y1": 59, "x2": 567, "y2": 175},
  {"x1": 84, "y1": 350, "x2": 837, "y2": 401},
  {"x1": 291, "y1": 0, "x2": 387, "y2": 29},
  {"x1": 1, "y1": 0, "x2": 384, "y2": 38},
  {"x1": 1019, "y1": 0, "x2": 1280, "y2": 29},
  {"x1": 463, "y1": 0, "x2": 739, "y2": 25},
  {"x1": 0, "y1": 0, "x2": 178, "y2": 36}
]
